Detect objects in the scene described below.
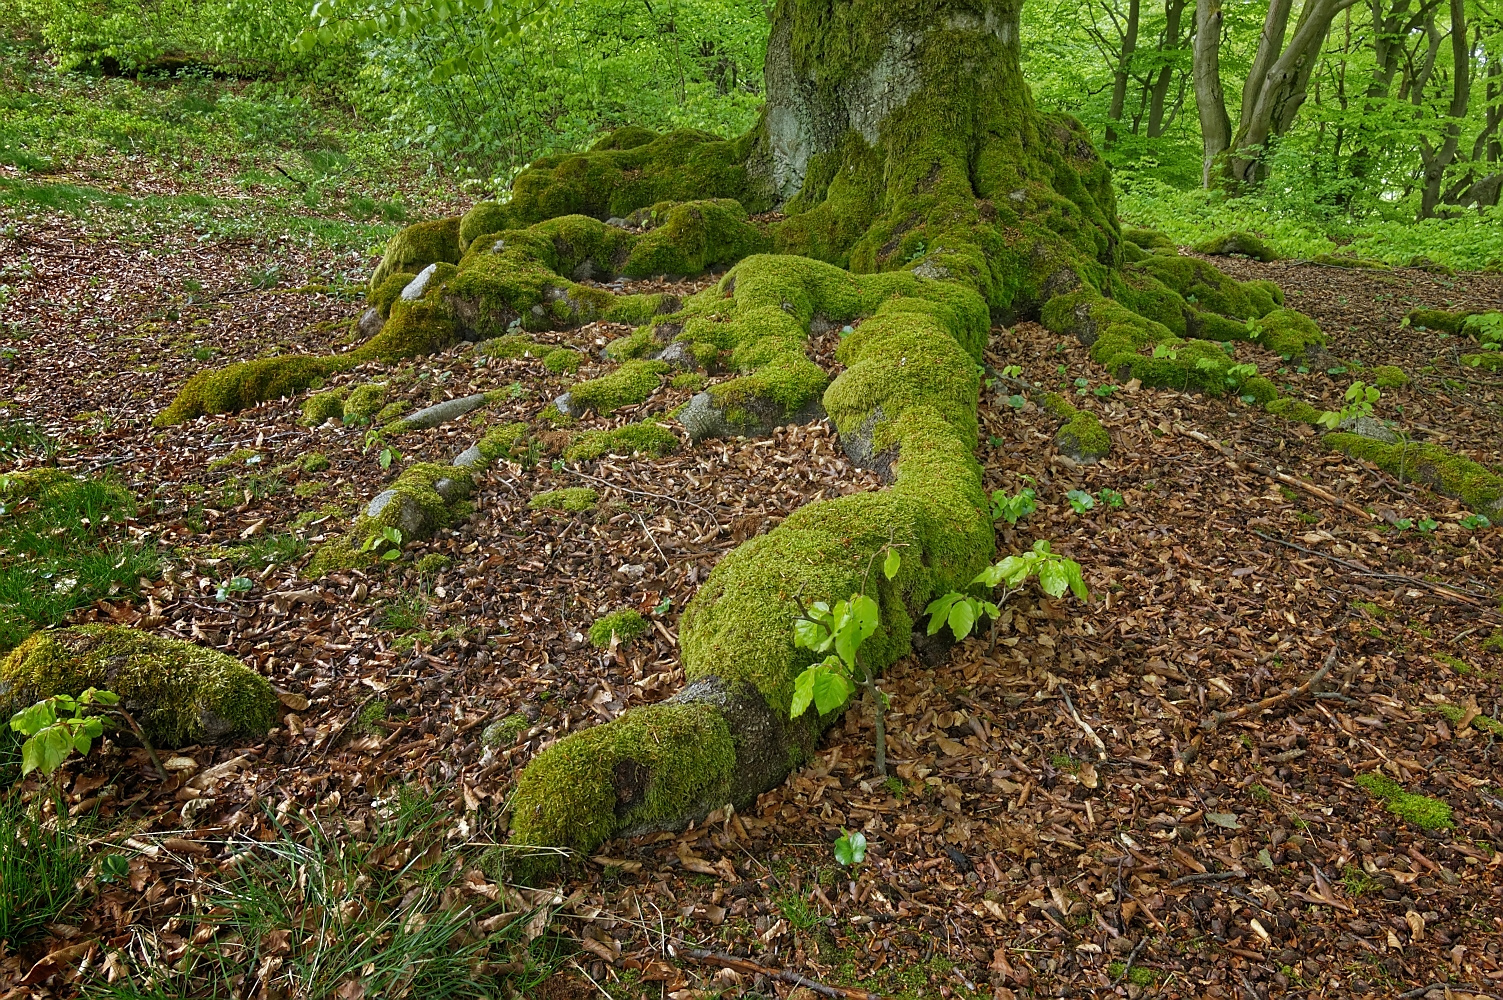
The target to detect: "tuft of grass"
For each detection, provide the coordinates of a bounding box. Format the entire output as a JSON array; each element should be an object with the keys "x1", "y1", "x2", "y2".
[
  {"x1": 1341, "y1": 864, "x2": 1379, "y2": 896},
  {"x1": 0, "y1": 420, "x2": 58, "y2": 463},
  {"x1": 776, "y1": 892, "x2": 823, "y2": 931},
  {"x1": 1, "y1": 794, "x2": 87, "y2": 947},
  {"x1": 1356, "y1": 771, "x2": 1454, "y2": 829},
  {"x1": 379, "y1": 593, "x2": 429, "y2": 631}
]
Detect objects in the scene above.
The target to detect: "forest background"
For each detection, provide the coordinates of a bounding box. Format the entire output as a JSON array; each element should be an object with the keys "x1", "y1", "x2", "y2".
[{"x1": 2, "y1": 0, "x2": 1501, "y2": 270}]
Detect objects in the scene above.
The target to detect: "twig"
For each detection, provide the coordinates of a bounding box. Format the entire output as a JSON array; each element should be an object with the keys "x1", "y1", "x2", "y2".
[
  {"x1": 1398, "y1": 985, "x2": 1503, "y2": 1000},
  {"x1": 316, "y1": 691, "x2": 382, "y2": 758},
  {"x1": 1174, "y1": 424, "x2": 1375, "y2": 520},
  {"x1": 1202, "y1": 647, "x2": 1337, "y2": 730},
  {"x1": 111, "y1": 707, "x2": 168, "y2": 781},
  {"x1": 1252, "y1": 530, "x2": 1497, "y2": 610},
  {"x1": 1115, "y1": 935, "x2": 1149, "y2": 984},
  {"x1": 1059, "y1": 684, "x2": 1107, "y2": 758},
  {"x1": 634, "y1": 509, "x2": 670, "y2": 569},
  {"x1": 563, "y1": 467, "x2": 721, "y2": 528},
  {"x1": 1168, "y1": 871, "x2": 1247, "y2": 887},
  {"x1": 681, "y1": 949, "x2": 882, "y2": 1000}
]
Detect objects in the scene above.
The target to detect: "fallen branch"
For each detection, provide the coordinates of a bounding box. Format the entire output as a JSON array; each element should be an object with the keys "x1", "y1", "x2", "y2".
[
  {"x1": 681, "y1": 949, "x2": 881, "y2": 1000},
  {"x1": 1202, "y1": 648, "x2": 1336, "y2": 731},
  {"x1": 1059, "y1": 684, "x2": 1107, "y2": 757},
  {"x1": 1168, "y1": 871, "x2": 1247, "y2": 887},
  {"x1": 1252, "y1": 530, "x2": 1497, "y2": 610},
  {"x1": 1174, "y1": 424, "x2": 1374, "y2": 521}
]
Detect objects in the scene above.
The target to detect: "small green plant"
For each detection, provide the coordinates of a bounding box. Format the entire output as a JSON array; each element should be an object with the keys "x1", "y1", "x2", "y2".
[
  {"x1": 990, "y1": 487, "x2": 1037, "y2": 525},
  {"x1": 1000, "y1": 364, "x2": 1023, "y2": 378},
  {"x1": 1461, "y1": 513, "x2": 1492, "y2": 530},
  {"x1": 362, "y1": 526, "x2": 404, "y2": 561},
  {"x1": 8, "y1": 688, "x2": 118, "y2": 775},
  {"x1": 924, "y1": 540, "x2": 1088, "y2": 651},
  {"x1": 1317, "y1": 381, "x2": 1380, "y2": 429},
  {"x1": 1152, "y1": 343, "x2": 1179, "y2": 360},
  {"x1": 378, "y1": 446, "x2": 400, "y2": 470},
  {"x1": 1092, "y1": 383, "x2": 1118, "y2": 397},
  {"x1": 1066, "y1": 489, "x2": 1095, "y2": 513},
  {"x1": 833, "y1": 828, "x2": 867, "y2": 866},
  {"x1": 1098, "y1": 487, "x2": 1125, "y2": 508},
  {"x1": 1, "y1": 794, "x2": 87, "y2": 946},
  {"x1": 790, "y1": 548, "x2": 901, "y2": 775},
  {"x1": 96, "y1": 853, "x2": 131, "y2": 884},
  {"x1": 215, "y1": 575, "x2": 253, "y2": 601},
  {"x1": 1415, "y1": 517, "x2": 1438, "y2": 533}
]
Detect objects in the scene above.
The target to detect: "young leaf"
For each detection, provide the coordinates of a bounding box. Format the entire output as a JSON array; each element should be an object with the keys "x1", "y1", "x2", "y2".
[
  {"x1": 948, "y1": 599, "x2": 977, "y2": 640},
  {"x1": 811, "y1": 664, "x2": 854, "y2": 715},
  {"x1": 924, "y1": 593, "x2": 961, "y2": 635},
  {"x1": 791, "y1": 666, "x2": 818, "y2": 719},
  {"x1": 1038, "y1": 559, "x2": 1070, "y2": 598},
  {"x1": 883, "y1": 548, "x2": 901, "y2": 580}
]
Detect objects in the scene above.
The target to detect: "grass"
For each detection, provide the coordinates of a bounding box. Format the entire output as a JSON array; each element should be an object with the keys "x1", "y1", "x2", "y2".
[
  {"x1": 0, "y1": 793, "x2": 88, "y2": 947},
  {"x1": 0, "y1": 471, "x2": 159, "y2": 651},
  {"x1": 379, "y1": 592, "x2": 429, "y2": 631},
  {"x1": 0, "y1": 420, "x2": 59, "y2": 463},
  {"x1": 1342, "y1": 864, "x2": 1380, "y2": 896},
  {"x1": 78, "y1": 790, "x2": 563, "y2": 998}
]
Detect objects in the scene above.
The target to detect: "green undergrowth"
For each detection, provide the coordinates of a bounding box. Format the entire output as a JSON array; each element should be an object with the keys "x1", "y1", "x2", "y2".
[
  {"x1": 1040, "y1": 393, "x2": 1110, "y2": 462},
  {"x1": 307, "y1": 463, "x2": 472, "y2": 575},
  {"x1": 1355, "y1": 772, "x2": 1454, "y2": 829},
  {"x1": 589, "y1": 609, "x2": 650, "y2": 647},
  {"x1": 1430, "y1": 703, "x2": 1503, "y2": 737},
  {"x1": 564, "y1": 361, "x2": 669, "y2": 415},
  {"x1": 0, "y1": 793, "x2": 87, "y2": 947},
  {"x1": 565, "y1": 422, "x2": 679, "y2": 462},
  {"x1": 0, "y1": 469, "x2": 158, "y2": 652}
]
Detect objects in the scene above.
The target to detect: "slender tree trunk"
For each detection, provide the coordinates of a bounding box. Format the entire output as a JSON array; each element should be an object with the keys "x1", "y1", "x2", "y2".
[
  {"x1": 1192, "y1": 0, "x2": 1231, "y2": 185},
  {"x1": 1418, "y1": 0, "x2": 1470, "y2": 217},
  {"x1": 1107, "y1": 0, "x2": 1142, "y2": 144},
  {"x1": 1146, "y1": 0, "x2": 1187, "y2": 137}
]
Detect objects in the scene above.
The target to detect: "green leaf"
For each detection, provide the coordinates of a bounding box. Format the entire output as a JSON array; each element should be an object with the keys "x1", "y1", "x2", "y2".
[
  {"x1": 81, "y1": 717, "x2": 104, "y2": 739},
  {"x1": 833, "y1": 829, "x2": 867, "y2": 866},
  {"x1": 73, "y1": 731, "x2": 93, "y2": 756},
  {"x1": 810, "y1": 661, "x2": 854, "y2": 714},
  {"x1": 948, "y1": 599, "x2": 977, "y2": 640},
  {"x1": 924, "y1": 593, "x2": 961, "y2": 635},
  {"x1": 1038, "y1": 559, "x2": 1069, "y2": 598},
  {"x1": 793, "y1": 617, "x2": 828, "y2": 651},
  {"x1": 883, "y1": 548, "x2": 901, "y2": 580},
  {"x1": 791, "y1": 667, "x2": 817, "y2": 719},
  {"x1": 24, "y1": 726, "x2": 75, "y2": 775},
  {"x1": 10, "y1": 701, "x2": 56, "y2": 736}
]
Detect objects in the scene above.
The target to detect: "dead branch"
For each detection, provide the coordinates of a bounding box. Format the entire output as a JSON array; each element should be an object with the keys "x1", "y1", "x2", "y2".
[
  {"x1": 1253, "y1": 530, "x2": 1497, "y2": 610},
  {"x1": 1173, "y1": 424, "x2": 1375, "y2": 521},
  {"x1": 1202, "y1": 648, "x2": 1337, "y2": 730},
  {"x1": 682, "y1": 949, "x2": 882, "y2": 1000},
  {"x1": 1059, "y1": 684, "x2": 1107, "y2": 757}
]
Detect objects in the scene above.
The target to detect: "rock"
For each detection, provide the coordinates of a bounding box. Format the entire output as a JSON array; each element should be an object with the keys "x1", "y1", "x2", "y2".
[
  {"x1": 400, "y1": 262, "x2": 439, "y2": 302},
  {"x1": 911, "y1": 258, "x2": 951, "y2": 280},
  {"x1": 365, "y1": 489, "x2": 427, "y2": 537},
  {"x1": 433, "y1": 476, "x2": 470, "y2": 503},
  {"x1": 605, "y1": 217, "x2": 629, "y2": 228},
  {"x1": 570, "y1": 259, "x2": 597, "y2": 282},
  {"x1": 397, "y1": 393, "x2": 489, "y2": 431},
  {"x1": 0, "y1": 625, "x2": 278, "y2": 747},
  {"x1": 553, "y1": 392, "x2": 577, "y2": 417},
  {"x1": 491, "y1": 239, "x2": 506, "y2": 253},
  {"x1": 452, "y1": 444, "x2": 484, "y2": 468},
  {"x1": 679, "y1": 388, "x2": 826, "y2": 445},
  {"x1": 358, "y1": 307, "x2": 385, "y2": 339},
  {"x1": 654, "y1": 340, "x2": 699, "y2": 369},
  {"x1": 1341, "y1": 414, "x2": 1401, "y2": 443},
  {"x1": 837, "y1": 405, "x2": 895, "y2": 480}
]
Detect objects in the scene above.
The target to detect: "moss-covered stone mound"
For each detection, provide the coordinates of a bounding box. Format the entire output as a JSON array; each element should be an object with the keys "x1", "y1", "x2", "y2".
[{"x1": 0, "y1": 625, "x2": 278, "y2": 747}]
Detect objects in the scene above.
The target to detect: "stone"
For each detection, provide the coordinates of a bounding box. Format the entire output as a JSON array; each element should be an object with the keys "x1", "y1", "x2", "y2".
[
  {"x1": 365, "y1": 489, "x2": 427, "y2": 537},
  {"x1": 400, "y1": 262, "x2": 439, "y2": 302},
  {"x1": 398, "y1": 393, "x2": 489, "y2": 430},
  {"x1": 836, "y1": 405, "x2": 895, "y2": 480},
  {"x1": 679, "y1": 388, "x2": 826, "y2": 445},
  {"x1": 605, "y1": 217, "x2": 629, "y2": 228},
  {"x1": 1341, "y1": 414, "x2": 1401, "y2": 443},
  {"x1": 433, "y1": 476, "x2": 470, "y2": 503},
  {"x1": 358, "y1": 307, "x2": 384, "y2": 339},
  {"x1": 553, "y1": 392, "x2": 577, "y2": 417},
  {"x1": 654, "y1": 340, "x2": 699, "y2": 369},
  {"x1": 452, "y1": 443, "x2": 483, "y2": 468}
]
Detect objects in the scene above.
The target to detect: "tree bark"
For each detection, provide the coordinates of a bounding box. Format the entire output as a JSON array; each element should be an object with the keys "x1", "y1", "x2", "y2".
[
  {"x1": 1417, "y1": 0, "x2": 1470, "y2": 217},
  {"x1": 1192, "y1": 0, "x2": 1231, "y2": 186},
  {"x1": 1106, "y1": 0, "x2": 1142, "y2": 144},
  {"x1": 1146, "y1": 0, "x2": 1188, "y2": 137}
]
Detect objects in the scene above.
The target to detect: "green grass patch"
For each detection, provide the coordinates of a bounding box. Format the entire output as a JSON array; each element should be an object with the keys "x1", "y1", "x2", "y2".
[
  {"x1": 1, "y1": 794, "x2": 87, "y2": 947},
  {"x1": 1356, "y1": 771, "x2": 1454, "y2": 829}
]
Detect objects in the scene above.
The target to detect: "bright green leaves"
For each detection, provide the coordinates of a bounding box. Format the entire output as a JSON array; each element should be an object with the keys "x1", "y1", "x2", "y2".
[
  {"x1": 990, "y1": 487, "x2": 1037, "y2": 525},
  {"x1": 1317, "y1": 380, "x2": 1381, "y2": 429},
  {"x1": 927, "y1": 540, "x2": 1089, "y2": 640},
  {"x1": 833, "y1": 829, "x2": 867, "y2": 866},
  {"x1": 361, "y1": 526, "x2": 404, "y2": 561},
  {"x1": 9, "y1": 688, "x2": 119, "y2": 776},
  {"x1": 790, "y1": 593, "x2": 880, "y2": 719},
  {"x1": 883, "y1": 547, "x2": 901, "y2": 581},
  {"x1": 1066, "y1": 489, "x2": 1095, "y2": 513},
  {"x1": 791, "y1": 662, "x2": 855, "y2": 718}
]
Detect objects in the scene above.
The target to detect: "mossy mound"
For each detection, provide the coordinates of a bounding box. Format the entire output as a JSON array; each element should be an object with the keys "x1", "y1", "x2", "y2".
[
  {"x1": 301, "y1": 390, "x2": 346, "y2": 426},
  {"x1": 1040, "y1": 393, "x2": 1110, "y2": 463},
  {"x1": 1122, "y1": 227, "x2": 1176, "y2": 253},
  {"x1": 589, "y1": 609, "x2": 650, "y2": 647},
  {"x1": 1372, "y1": 364, "x2": 1409, "y2": 388},
  {"x1": 1194, "y1": 231, "x2": 1276, "y2": 262},
  {"x1": 565, "y1": 421, "x2": 679, "y2": 462},
  {"x1": 0, "y1": 625, "x2": 278, "y2": 747},
  {"x1": 1325, "y1": 433, "x2": 1503, "y2": 517},
  {"x1": 543, "y1": 348, "x2": 583, "y2": 374},
  {"x1": 1311, "y1": 254, "x2": 1388, "y2": 270},
  {"x1": 528, "y1": 487, "x2": 597, "y2": 513},
  {"x1": 478, "y1": 421, "x2": 534, "y2": 465},
  {"x1": 1356, "y1": 771, "x2": 1453, "y2": 829},
  {"x1": 481, "y1": 713, "x2": 532, "y2": 748},
  {"x1": 342, "y1": 383, "x2": 388, "y2": 423},
  {"x1": 155, "y1": 355, "x2": 350, "y2": 426},
  {"x1": 559, "y1": 360, "x2": 669, "y2": 416},
  {"x1": 300, "y1": 452, "x2": 330, "y2": 474},
  {"x1": 307, "y1": 463, "x2": 472, "y2": 576},
  {"x1": 1405, "y1": 308, "x2": 1474, "y2": 334},
  {"x1": 371, "y1": 217, "x2": 461, "y2": 292},
  {"x1": 477, "y1": 334, "x2": 551, "y2": 360}
]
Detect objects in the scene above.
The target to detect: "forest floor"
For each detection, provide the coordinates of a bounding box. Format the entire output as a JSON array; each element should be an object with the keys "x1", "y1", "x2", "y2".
[{"x1": 4, "y1": 37, "x2": 1503, "y2": 1000}]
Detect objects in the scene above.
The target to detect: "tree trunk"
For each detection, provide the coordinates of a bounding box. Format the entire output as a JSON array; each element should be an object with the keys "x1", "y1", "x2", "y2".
[
  {"x1": 1107, "y1": 0, "x2": 1142, "y2": 144},
  {"x1": 1193, "y1": 0, "x2": 1232, "y2": 186},
  {"x1": 1146, "y1": 0, "x2": 1188, "y2": 138},
  {"x1": 1417, "y1": 0, "x2": 1469, "y2": 218}
]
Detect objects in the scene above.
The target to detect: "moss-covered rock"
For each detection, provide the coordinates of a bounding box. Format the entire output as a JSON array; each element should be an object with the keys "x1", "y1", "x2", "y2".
[
  {"x1": 307, "y1": 463, "x2": 472, "y2": 576},
  {"x1": 1325, "y1": 433, "x2": 1503, "y2": 516},
  {"x1": 371, "y1": 217, "x2": 461, "y2": 292},
  {"x1": 557, "y1": 360, "x2": 668, "y2": 416},
  {"x1": 1122, "y1": 227, "x2": 1175, "y2": 252},
  {"x1": 1371, "y1": 364, "x2": 1409, "y2": 389},
  {"x1": 481, "y1": 713, "x2": 532, "y2": 748},
  {"x1": 477, "y1": 421, "x2": 533, "y2": 465},
  {"x1": 301, "y1": 390, "x2": 346, "y2": 426},
  {"x1": 565, "y1": 421, "x2": 679, "y2": 461},
  {"x1": 1040, "y1": 393, "x2": 1110, "y2": 463},
  {"x1": 300, "y1": 452, "x2": 330, "y2": 474},
  {"x1": 155, "y1": 355, "x2": 350, "y2": 426},
  {"x1": 589, "y1": 609, "x2": 650, "y2": 647},
  {"x1": 1194, "y1": 231, "x2": 1276, "y2": 262},
  {"x1": 342, "y1": 383, "x2": 388, "y2": 423},
  {"x1": 1405, "y1": 308, "x2": 1473, "y2": 334},
  {"x1": 529, "y1": 487, "x2": 597, "y2": 512},
  {"x1": 0, "y1": 625, "x2": 278, "y2": 747},
  {"x1": 543, "y1": 348, "x2": 583, "y2": 374}
]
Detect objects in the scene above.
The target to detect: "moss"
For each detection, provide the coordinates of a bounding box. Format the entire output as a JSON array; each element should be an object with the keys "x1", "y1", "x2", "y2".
[
  {"x1": 1431, "y1": 702, "x2": 1503, "y2": 736},
  {"x1": 369, "y1": 271, "x2": 417, "y2": 317},
  {"x1": 1266, "y1": 397, "x2": 1322, "y2": 424},
  {"x1": 342, "y1": 383, "x2": 388, "y2": 423},
  {"x1": 509, "y1": 701, "x2": 737, "y2": 854},
  {"x1": 589, "y1": 608, "x2": 650, "y2": 647},
  {"x1": 371, "y1": 217, "x2": 461, "y2": 291},
  {"x1": 1460, "y1": 352, "x2": 1503, "y2": 372},
  {"x1": 1405, "y1": 308, "x2": 1473, "y2": 334},
  {"x1": 671, "y1": 372, "x2": 707, "y2": 392},
  {"x1": 1325, "y1": 433, "x2": 1503, "y2": 515},
  {"x1": 1356, "y1": 771, "x2": 1453, "y2": 829},
  {"x1": 565, "y1": 360, "x2": 669, "y2": 414},
  {"x1": 306, "y1": 534, "x2": 364, "y2": 576},
  {"x1": 357, "y1": 295, "x2": 458, "y2": 362},
  {"x1": 1194, "y1": 231, "x2": 1276, "y2": 262},
  {"x1": 0, "y1": 625, "x2": 278, "y2": 747},
  {"x1": 292, "y1": 481, "x2": 328, "y2": 499},
  {"x1": 156, "y1": 355, "x2": 350, "y2": 426},
  {"x1": 529, "y1": 487, "x2": 597, "y2": 512},
  {"x1": 1123, "y1": 227, "x2": 1175, "y2": 252},
  {"x1": 1130, "y1": 255, "x2": 1280, "y2": 321},
  {"x1": 307, "y1": 463, "x2": 472, "y2": 577},
  {"x1": 301, "y1": 390, "x2": 346, "y2": 426},
  {"x1": 414, "y1": 553, "x2": 452, "y2": 575},
  {"x1": 481, "y1": 713, "x2": 531, "y2": 748},
  {"x1": 207, "y1": 448, "x2": 259, "y2": 471},
  {"x1": 1058, "y1": 410, "x2": 1110, "y2": 461},
  {"x1": 565, "y1": 421, "x2": 679, "y2": 462},
  {"x1": 543, "y1": 348, "x2": 583, "y2": 374},
  {"x1": 478, "y1": 421, "x2": 533, "y2": 464},
  {"x1": 477, "y1": 334, "x2": 551, "y2": 360},
  {"x1": 1372, "y1": 364, "x2": 1409, "y2": 389},
  {"x1": 705, "y1": 352, "x2": 830, "y2": 434},
  {"x1": 1255, "y1": 308, "x2": 1325, "y2": 357},
  {"x1": 620, "y1": 199, "x2": 771, "y2": 277},
  {"x1": 300, "y1": 452, "x2": 330, "y2": 474},
  {"x1": 1312, "y1": 253, "x2": 1388, "y2": 270}
]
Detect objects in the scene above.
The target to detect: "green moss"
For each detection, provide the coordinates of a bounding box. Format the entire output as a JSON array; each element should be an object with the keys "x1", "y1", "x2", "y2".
[
  {"x1": 481, "y1": 713, "x2": 531, "y2": 748},
  {"x1": 543, "y1": 348, "x2": 583, "y2": 374},
  {"x1": 1130, "y1": 254, "x2": 1280, "y2": 320},
  {"x1": 1405, "y1": 308, "x2": 1472, "y2": 334},
  {"x1": 1123, "y1": 227, "x2": 1175, "y2": 252},
  {"x1": 156, "y1": 355, "x2": 350, "y2": 426},
  {"x1": 1266, "y1": 397, "x2": 1322, "y2": 424},
  {"x1": 207, "y1": 448, "x2": 259, "y2": 471},
  {"x1": 301, "y1": 390, "x2": 346, "y2": 426},
  {"x1": 1194, "y1": 231, "x2": 1276, "y2": 262},
  {"x1": 706, "y1": 352, "x2": 830, "y2": 434},
  {"x1": 565, "y1": 360, "x2": 668, "y2": 414},
  {"x1": 307, "y1": 463, "x2": 472, "y2": 577},
  {"x1": 1325, "y1": 433, "x2": 1503, "y2": 515},
  {"x1": 565, "y1": 421, "x2": 679, "y2": 462},
  {"x1": 1370, "y1": 364, "x2": 1409, "y2": 388},
  {"x1": 1431, "y1": 702, "x2": 1503, "y2": 735},
  {"x1": 509, "y1": 701, "x2": 737, "y2": 854},
  {"x1": 300, "y1": 452, "x2": 330, "y2": 474},
  {"x1": 1255, "y1": 308, "x2": 1325, "y2": 357},
  {"x1": 1483, "y1": 633, "x2": 1503, "y2": 654},
  {"x1": 620, "y1": 199, "x2": 771, "y2": 277},
  {"x1": 369, "y1": 271, "x2": 417, "y2": 317},
  {"x1": 477, "y1": 334, "x2": 551, "y2": 360},
  {"x1": 478, "y1": 421, "x2": 533, "y2": 465},
  {"x1": 1355, "y1": 771, "x2": 1453, "y2": 829},
  {"x1": 357, "y1": 295, "x2": 458, "y2": 362},
  {"x1": 0, "y1": 625, "x2": 278, "y2": 747},
  {"x1": 1312, "y1": 253, "x2": 1388, "y2": 270},
  {"x1": 374, "y1": 401, "x2": 410, "y2": 425},
  {"x1": 1460, "y1": 353, "x2": 1503, "y2": 372},
  {"x1": 342, "y1": 383, "x2": 388, "y2": 423},
  {"x1": 528, "y1": 487, "x2": 597, "y2": 512},
  {"x1": 671, "y1": 372, "x2": 707, "y2": 392},
  {"x1": 371, "y1": 217, "x2": 461, "y2": 291},
  {"x1": 414, "y1": 553, "x2": 452, "y2": 575},
  {"x1": 589, "y1": 609, "x2": 650, "y2": 647},
  {"x1": 306, "y1": 534, "x2": 364, "y2": 576},
  {"x1": 292, "y1": 481, "x2": 328, "y2": 499}
]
